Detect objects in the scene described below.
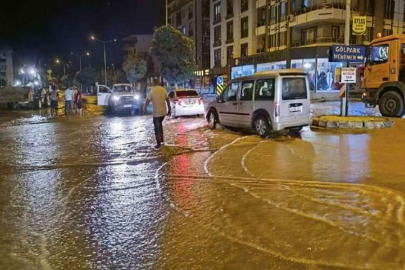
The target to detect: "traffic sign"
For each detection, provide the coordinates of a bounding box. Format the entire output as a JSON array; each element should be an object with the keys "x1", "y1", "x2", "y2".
[
  {"x1": 330, "y1": 45, "x2": 366, "y2": 63},
  {"x1": 217, "y1": 76, "x2": 223, "y2": 86},
  {"x1": 341, "y1": 68, "x2": 357, "y2": 83}
]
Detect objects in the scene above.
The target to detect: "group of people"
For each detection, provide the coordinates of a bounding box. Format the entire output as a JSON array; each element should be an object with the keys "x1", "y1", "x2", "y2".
[
  {"x1": 64, "y1": 86, "x2": 83, "y2": 116},
  {"x1": 49, "y1": 84, "x2": 83, "y2": 117}
]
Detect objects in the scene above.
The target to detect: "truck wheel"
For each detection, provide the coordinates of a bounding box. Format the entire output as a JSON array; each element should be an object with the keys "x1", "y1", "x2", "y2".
[
  {"x1": 7, "y1": 102, "x2": 17, "y2": 111},
  {"x1": 34, "y1": 99, "x2": 42, "y2": 109},
  {"x1": 254, "y1": 116, "x2": 271, "y2": 138},
  {"x1": 379, "y1": 92, "x2": 405, "y2": 117}
]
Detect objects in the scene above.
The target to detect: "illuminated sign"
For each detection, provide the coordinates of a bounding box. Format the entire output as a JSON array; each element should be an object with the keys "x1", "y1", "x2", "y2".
[
  {"x1": 330, "y1": 45, "x2": 366, "y2": 63},
  {"x1": 353, "y1": 16, "x2": 367, "y2": 35}
]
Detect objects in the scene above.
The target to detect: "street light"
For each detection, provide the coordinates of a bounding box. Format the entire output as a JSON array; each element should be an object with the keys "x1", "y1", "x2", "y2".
[
  {"x1": 71, "y1": 52, "x2": 90, "y2": 71},
  {"x1": 55, "y1": 59, "x2": 66, "y2": 75},
  {"x1": 90, "y1": 35, "x2": 116, "y2": 86}
]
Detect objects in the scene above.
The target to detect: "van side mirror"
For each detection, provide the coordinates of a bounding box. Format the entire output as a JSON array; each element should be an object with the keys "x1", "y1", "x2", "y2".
[{"x1": 216, "y1": 96, "x2": 221, "y2": 103}]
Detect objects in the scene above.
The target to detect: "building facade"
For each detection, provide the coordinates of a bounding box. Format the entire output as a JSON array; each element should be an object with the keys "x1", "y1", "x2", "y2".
[
  {"x1": 167, "y1": 0, "x2": 211, "y2": 70},
  {"x1": 210, "y1": 0, "x2": 405, "y2": 94},
  {"x1": 0, "y1": 48, "x2": 13, "y2": 86}
]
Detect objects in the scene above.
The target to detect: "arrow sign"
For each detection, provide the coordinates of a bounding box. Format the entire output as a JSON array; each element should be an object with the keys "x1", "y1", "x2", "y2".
[
  {"x1": 217, "y1": 76, "x2": 223, "y2": 86},
  {"x1": 341, "y1": 68, "x2": 357, "y2": 83},
  {"x1": 330, "y1": 45, "x2": 366, "y2": 63}
]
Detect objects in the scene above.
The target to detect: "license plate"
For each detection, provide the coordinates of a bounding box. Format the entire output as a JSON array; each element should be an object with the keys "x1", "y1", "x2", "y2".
[
  {"x1": 289, "y1": 106, "x2": 302, "y2": 112},
  {"x1": 123, "y1": 104, "x2": 132, "y2": 108},
  {"x1": 185, "y1": 99, "x2": 196, "y2": 105}
]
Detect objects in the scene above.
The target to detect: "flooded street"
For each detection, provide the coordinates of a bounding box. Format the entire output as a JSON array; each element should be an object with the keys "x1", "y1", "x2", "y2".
[{"x1": 1, "y1": 101, "x2": 405, "y2": 269}]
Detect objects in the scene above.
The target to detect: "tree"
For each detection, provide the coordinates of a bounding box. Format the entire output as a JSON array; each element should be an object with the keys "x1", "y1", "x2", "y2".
[
  {"x1": 151, "y1": 25, "x2": 196, "y2": 86},
  {"x1": 60, "y1": 74, "x2": 73, "y2": 88},
  {"x1": 97, "y1": 68, "x2": 128, "y2": 85},
  {"x1": 122, "y1": 53, "x2": 148, "y2": 84},
  {"x1": 76, "y1": 67, "x2": 97, "y2": 87}
]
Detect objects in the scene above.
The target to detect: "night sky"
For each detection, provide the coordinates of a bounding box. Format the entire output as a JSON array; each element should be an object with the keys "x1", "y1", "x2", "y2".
[{"x1": 0, "y1": 0, "x2": 165, "y2": 72}]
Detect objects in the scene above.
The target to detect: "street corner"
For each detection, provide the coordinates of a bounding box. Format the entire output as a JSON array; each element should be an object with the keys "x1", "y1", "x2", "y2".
[{"x1": 311, "y1": 115, "x2": 393, "y2": 130}]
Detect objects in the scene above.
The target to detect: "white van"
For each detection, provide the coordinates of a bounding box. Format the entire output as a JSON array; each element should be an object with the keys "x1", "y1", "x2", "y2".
[{"x1": 206, "y1": 69, "x2": 311, "y2": 137}]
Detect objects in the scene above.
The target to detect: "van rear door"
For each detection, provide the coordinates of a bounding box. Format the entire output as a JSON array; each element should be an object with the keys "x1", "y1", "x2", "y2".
[{"x1": 278, "y1": 76, "x2": 310, "y2": 121}]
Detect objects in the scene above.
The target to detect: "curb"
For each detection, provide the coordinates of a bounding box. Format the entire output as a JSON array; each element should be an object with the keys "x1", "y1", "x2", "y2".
[{"x1": 312, "y1": 116, "x2": 393, "y2": 129}]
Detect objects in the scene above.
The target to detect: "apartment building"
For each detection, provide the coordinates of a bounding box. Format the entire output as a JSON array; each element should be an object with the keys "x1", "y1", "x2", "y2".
[
  {"x1": 0, "y1": 48, "x2": 13, "y2": 86},
  {"x1": 167, "y1": 0, "x2": 211, "y2": 70},
  {"x1": 210, "y1": 0, "x2": 405, "y2": 93}
]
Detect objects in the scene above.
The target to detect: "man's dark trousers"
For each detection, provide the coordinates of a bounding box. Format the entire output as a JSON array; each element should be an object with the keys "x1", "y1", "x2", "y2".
[{"x1": 153, "y1": 116, "x2": 165, "y2": 146}]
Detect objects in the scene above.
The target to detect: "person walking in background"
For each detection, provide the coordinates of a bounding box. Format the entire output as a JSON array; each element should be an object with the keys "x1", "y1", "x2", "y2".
[
  {"x1": 142, "y1": 79, "x2": 171, "y2": 149},
  {"x1": 50, "y1": 84, "x2": 59, "y2": 117},
  {"x1": 75, "y1": 88, "x2": 83, "y2": 116},
  {"x1": 64, "y1": 86, "x2": 73, "y2": 115}
]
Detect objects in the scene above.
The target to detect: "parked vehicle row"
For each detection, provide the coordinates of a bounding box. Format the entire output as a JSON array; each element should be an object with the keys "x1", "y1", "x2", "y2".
[{"x1": 95, "y1": 70, "x2": 311, "y2": 138}]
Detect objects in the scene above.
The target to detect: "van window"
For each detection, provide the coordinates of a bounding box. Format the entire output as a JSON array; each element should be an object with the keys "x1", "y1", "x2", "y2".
[
  {"x1": 222, "y1": 82, "x2": 239, "y2": 101},
  {"x1": 282, "y1": 78, "x2": 307, "y2": 100},
  {"x1": 240, "y1": 81, "x2": 254, "y2": 101},
  {"x1": 369, "y1": 44, "x2": 389, "y2": 65},
  {"x1": 254, "y1": 79, "x2": 275, "y2": 101}
]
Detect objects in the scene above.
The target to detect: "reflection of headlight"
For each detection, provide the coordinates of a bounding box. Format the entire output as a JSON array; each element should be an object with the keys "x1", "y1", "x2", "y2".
[
  {"x1": 113, "y1": 96, "x2": 120, "y2": 101},
  {"x1": 134, "y1": 95, "x2": 140, "y2": 100}
]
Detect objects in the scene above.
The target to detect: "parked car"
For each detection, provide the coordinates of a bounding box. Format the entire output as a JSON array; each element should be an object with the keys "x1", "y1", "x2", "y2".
[
  {"x1": 168, "y1": 89, "x2": 205, "y2": 117},
  {"x1": 205, "y1": 69, "x2": 311, "y2": 138},
  {"x1": 97, "y1": 83, "x2": 144, "y2": 115}
]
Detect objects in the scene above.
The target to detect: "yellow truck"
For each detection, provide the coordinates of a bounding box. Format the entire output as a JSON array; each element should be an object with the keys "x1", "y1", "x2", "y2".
[{"x1": 363, "y1": 34, "x2": 405, "y2": 117}]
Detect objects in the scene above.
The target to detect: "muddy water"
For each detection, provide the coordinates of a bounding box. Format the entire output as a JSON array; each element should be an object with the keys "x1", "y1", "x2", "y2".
[{"x1": 1, "y1": 101, "x2": 405, "y2": 269}]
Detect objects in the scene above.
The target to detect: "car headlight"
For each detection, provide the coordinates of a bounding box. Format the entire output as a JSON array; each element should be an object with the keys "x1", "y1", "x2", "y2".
[
  {"x1": 113, "y1": 96, "x2": 120, "y2": 101},
  {"x1": 134, "y1": 95, "x2": 140, "y2": 100}
]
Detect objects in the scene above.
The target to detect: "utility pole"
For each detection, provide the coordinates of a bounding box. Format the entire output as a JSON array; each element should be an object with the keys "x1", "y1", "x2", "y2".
[
  {"x1": 341, "y1": 0, "x2": 351, "y2": 116},
  {"x1": 166, "y1": 0, "x2": 168, "y2": 26},
  {"x1": 91, "y1": 36, "x2": 116, "y2": 86}
]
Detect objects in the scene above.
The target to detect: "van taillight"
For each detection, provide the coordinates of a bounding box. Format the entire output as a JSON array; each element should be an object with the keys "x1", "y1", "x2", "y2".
[{"x1": 275, "y1": 102, "x2": 280, "y2": 117}]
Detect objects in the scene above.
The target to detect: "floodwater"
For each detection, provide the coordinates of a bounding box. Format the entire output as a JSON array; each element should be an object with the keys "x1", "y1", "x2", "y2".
[{"x1": 1, "y1": 101, "x2": 405, "y2": 269}]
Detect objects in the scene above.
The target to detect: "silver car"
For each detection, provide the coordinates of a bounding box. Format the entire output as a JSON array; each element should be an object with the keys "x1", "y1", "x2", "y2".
[{"x1": 206, "y1": 69, "x2": 311, "y2": 138}]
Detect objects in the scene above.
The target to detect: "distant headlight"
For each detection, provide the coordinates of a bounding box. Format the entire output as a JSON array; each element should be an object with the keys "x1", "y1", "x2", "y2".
[
  {"x1": 113, "y1": 96, "x2": 120, "y2": 101},
  {"x1": 134, "y1": 95, "x2": 140, "y2": 100}
]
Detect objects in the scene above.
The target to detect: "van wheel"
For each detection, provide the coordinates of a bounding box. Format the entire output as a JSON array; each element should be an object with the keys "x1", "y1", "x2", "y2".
[
  {"x1": 207, "y1": 109, "x2": 218, "y2": 130},
  {"x1": 254, "y1": 116, "x2": 271, "y2": 138},
  {"x1": 379, "y1": 92, "x2": 405, "y2": 117}
]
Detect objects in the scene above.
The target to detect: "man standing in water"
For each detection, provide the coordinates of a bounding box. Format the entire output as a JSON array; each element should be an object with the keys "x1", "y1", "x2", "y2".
[{"x1": 143, "y1": 79, "x2": 171, "y2": 149}]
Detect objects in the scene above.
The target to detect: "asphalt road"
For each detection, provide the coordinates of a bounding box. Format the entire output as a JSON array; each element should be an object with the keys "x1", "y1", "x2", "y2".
[{"x1": 1, "y1": 100, "x2": 405, "y2": 269}]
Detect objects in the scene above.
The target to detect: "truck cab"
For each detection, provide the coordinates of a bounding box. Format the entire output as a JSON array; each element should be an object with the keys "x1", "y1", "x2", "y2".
[
  {"x1": 97, "y1": 83, "x2": 144, "y2": 115},
  {"x1": 363, "y1": 34, "x2": 405, "y2": 117}
]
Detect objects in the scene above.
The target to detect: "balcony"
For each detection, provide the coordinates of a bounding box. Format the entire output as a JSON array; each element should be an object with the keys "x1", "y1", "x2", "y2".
[
  {"x1": 256, "y1": 0, "x2": 266, "y2": 9},
  {"x1": 289, "y1": 0, "x2": 347, "y2": 28},
  {"x1": 256, "y1": 25, "x2": 266, "y2": 36},
  {"x1": 291, "y1": 36, "x2": 356, "y2": 48}
]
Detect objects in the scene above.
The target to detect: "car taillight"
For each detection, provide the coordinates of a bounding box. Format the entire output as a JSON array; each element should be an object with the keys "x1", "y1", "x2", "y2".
[
  {"x1": 275, "y1": 102, "x2": 280, "y2": 117},
  {"x1": 174, "y1": 98, "x2": 182, "y2": 106},
  {"x1": 198, "y1": 98, "x2": 203, "y2": 105}
]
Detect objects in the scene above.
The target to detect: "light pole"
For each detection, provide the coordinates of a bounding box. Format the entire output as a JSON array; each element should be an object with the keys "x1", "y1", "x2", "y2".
[
  {"x1": 70, "y1": 52, "x2": 90, "y2": 71},
  {"x1": 91, "y1": 36, "x2": 116, "y2": 86},
  {"x1": 55, "y1": 59, "x2": 66, "y2": 75}
]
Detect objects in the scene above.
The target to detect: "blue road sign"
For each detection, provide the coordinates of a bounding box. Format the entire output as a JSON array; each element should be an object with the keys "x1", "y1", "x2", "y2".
[
  {"x1": 330, "y1": 45, "x2": 366, "y2": 63},
  {"x1": 217, "y1": 76, "x2": 223, "y2": 86}
]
